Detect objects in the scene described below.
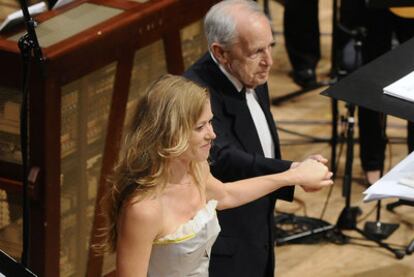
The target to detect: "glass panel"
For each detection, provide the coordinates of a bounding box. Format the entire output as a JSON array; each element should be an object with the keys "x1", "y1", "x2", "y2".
[
  {"x1": 0, "y1": 86, "x2": 21, "y2": 164},
  {"x1": 0, "y1": 86, "x2": 25, "y2": 263},
  {"x1": 180, "y1": 20, "x2": 208, "y2": 70},
  {"x1": 8, "y1": 3, "x2": 123, "y2": 47},
  {"x1": 0, "y1": 189, "x2": 22, "y2": 260},
  {"x1": 124, "y1": 40, "x2": 167, "y2": 128},
  {"x1": 0, "y1": 190, "x2": 9, "y2": 229},
  {"x1": 60, "y1": 63, "x2": 116, "y2": 277},
  {"x1": 102, "y1": 253, "x2": 116, "y2": 276}
]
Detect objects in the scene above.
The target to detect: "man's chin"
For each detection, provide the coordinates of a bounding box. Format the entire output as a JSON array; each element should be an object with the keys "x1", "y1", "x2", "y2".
[
  {"x1": 244, "y1": 76, "x2": 268, "y2": 88},
  {"x1": 253, "y1": 77, "x2": 268, "y2": 87}
]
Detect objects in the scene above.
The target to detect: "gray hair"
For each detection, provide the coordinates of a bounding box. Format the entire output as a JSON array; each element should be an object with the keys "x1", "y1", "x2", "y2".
[{"x1": 204, "y1": 0, "x2": 264, "y2": 49}]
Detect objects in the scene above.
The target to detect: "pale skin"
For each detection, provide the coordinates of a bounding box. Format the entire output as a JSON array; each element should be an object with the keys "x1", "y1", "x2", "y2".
[
  {"x1": 116, "y1": 101, "x2": 333, "y2": 277},
  {"x1": 210, "y1": 9, "x2": 274, "y2": 89},
  {"x1": 210, "y1": 9, "x2": 327, "y2": 191}
]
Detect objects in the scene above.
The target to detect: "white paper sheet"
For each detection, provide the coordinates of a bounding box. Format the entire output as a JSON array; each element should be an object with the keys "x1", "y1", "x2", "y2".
[
  {"x1": 52, "y1": 0, "x2": 74, "y2": 10},
  {"x1": 383, "y1": 70, "x2": 414, "y2": 103},
  {"x1": 363, "y1": 151, "x2": 414, "y2": 202},
  {"x1": 0, "y1": 2, "x2": 47, "y2": 32}
]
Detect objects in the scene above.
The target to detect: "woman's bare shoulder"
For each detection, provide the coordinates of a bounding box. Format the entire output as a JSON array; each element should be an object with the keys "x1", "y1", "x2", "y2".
[
  {"x1": 122, "y1": 196, "x2": 163, "y2": 229},
  {"x1": 120, "y1": 194, "x2": 163, "y2": 236}
]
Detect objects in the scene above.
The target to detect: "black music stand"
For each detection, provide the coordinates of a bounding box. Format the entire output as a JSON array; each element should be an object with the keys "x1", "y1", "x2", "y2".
[
  {"x1": 367, "y1": 0, "x2": 414, "y2": 216},
  {"x1": 322, "y1": 35, "x2": 414, "y2": 258},
  {"x1": 274, "y1": 0, "x2": 361, "y2": 246},
  {"x1": 367, "y1": 0, "x2": 414, "y2": 8}
]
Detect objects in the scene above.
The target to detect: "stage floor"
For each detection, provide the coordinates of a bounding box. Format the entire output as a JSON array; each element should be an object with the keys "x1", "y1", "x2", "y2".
[{"x1": 267, "y1": 1, "x2": 414, "y2": 276}]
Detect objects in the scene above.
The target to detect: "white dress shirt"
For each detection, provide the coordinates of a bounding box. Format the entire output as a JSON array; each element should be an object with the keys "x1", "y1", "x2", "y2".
[{"x1": 210, "y1": 53, "x2": 275, "y2": 158}]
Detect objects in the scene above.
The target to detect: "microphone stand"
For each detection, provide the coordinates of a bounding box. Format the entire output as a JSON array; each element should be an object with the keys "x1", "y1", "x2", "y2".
[
  {"x1": 331, "y1": 6, "x2": 404, "y2": 259},
  {"x1": 16, "y1": 0, "x2": 45, "y2": 267},
  {"x1": 274, "y1": 0, "x2": 341, "y2": 246}
]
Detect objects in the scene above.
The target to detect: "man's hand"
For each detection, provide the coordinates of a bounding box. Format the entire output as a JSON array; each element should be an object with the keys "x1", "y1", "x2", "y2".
[
  {"x1": 308, "y1": 154, "x2": 328, "y2": 164},
  {"x1": 290, "y1": 154, "x2": 328, "y2": 170}
]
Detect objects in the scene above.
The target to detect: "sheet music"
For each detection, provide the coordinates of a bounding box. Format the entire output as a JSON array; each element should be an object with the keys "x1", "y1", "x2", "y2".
[
  {"x1": 383, "y1": 70, "x2": 414, "y2": 103},
  {"x1": 363, "y1": 151, "x2": 414, "y2": 202},
  {"x1": 52, "y1": 0, "x2": 74, "y2": 10},
  {"x1": 0, "y1": 2, "x2": 47, "y2": 32}
]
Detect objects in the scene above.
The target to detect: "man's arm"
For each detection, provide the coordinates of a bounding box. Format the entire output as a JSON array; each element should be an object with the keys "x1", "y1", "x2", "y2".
[{"x1": 210, "y1": 109, "x2": 295, "y2": 201}]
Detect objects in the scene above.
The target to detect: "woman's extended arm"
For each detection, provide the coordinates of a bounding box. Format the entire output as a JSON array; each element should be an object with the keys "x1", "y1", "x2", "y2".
[
  {"x1": 116, "y1": 199, "x2": 162, "y2": 277},
  {"x1": 206, "y1": 158, "x2": 333, "y2": 210}
]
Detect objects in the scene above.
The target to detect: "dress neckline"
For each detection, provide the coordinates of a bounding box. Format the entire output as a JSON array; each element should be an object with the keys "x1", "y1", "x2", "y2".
[{"x1": 154, "y1": 200, "x2": 218, "y2": 244}]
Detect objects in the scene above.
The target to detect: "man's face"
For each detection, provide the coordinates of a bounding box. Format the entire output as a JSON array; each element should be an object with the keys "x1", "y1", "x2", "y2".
[{"x1": 223, "y1": 15, "x2": 275, "y2": 88}]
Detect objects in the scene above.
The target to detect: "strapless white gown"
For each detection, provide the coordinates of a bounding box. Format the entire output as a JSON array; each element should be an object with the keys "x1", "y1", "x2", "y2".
[{"x1": 147, "y1": 200, "x2": 220, "y2": 277}]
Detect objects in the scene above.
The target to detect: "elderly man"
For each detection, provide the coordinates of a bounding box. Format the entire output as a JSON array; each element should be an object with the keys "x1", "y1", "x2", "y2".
[{"x1": 184, "y1": 1, "x2": 328, "y2": 276}]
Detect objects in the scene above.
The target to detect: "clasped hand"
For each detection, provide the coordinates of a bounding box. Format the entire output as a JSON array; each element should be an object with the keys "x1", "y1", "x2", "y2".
[{"x1": 290, "y1": 155, "x2": 333, "y2": 192}]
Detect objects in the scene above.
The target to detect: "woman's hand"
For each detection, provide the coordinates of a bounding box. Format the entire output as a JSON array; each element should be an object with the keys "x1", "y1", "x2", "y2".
[{"x1": 290, "y1": 159, "x2": 333, "y2": 191}]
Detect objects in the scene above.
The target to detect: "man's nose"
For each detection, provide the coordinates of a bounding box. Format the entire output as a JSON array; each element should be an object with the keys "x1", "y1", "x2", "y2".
[{"x1": 261, "y1": 48, "x2": 273, "y2": 66}]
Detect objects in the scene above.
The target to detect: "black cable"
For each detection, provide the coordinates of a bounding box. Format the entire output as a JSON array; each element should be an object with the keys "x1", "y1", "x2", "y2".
[
  {"x1": 277, "y1": 126, "x2": 331, "y2": 143},
  {"x1": 277, "y1": 119, "x2": 333, "y2": 125},
  {"x1": 16, "y1": 0, "x2": 45, "y2": 266},
  {"x1": 319, "y1": 132, "x2": 345, "y2": 219},
  {"x1": 18, "y1": 35, "x2": 31, "y2": 267}
]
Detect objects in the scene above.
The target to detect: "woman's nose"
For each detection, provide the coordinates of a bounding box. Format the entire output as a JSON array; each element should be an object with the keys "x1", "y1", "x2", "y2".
[{"x1": 207, "y1": 123, "x2": 216, "y2": 140}]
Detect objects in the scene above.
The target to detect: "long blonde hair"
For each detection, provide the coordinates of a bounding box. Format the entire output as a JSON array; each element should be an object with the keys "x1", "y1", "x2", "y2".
[{"x1": 99, "y1": 74, "x2": 209, "y2": 252}]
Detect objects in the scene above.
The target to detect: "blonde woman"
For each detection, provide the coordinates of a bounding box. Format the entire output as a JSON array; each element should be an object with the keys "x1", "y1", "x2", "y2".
[{"x1": 100, "y1": 75, "x2": 333, "y2": 277}]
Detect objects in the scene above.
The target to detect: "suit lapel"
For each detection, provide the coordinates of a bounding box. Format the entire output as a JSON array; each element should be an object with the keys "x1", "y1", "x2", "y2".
[
  {"x1": 201, "y1": 54, "x2": 264, "y2": 155},
  {"x1": 222, "y1": 95, "x2": 264, "y2": 155}
]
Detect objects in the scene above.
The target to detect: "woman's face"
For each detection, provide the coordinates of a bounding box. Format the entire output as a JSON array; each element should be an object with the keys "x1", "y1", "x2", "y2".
[{"x1": 182, "y1": 101, "x2": 216, "y2": 162}]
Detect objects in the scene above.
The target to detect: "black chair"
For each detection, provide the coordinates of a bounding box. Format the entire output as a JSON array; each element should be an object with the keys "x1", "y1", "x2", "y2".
[{"x1": 0, "y1": 250, "x2": 37, "y2": 277}]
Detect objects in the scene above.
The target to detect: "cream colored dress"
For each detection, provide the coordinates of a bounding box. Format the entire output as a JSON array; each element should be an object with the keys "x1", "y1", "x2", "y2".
[{"x1": 148, "y1": 200, "x2": 220, "y2": 277}]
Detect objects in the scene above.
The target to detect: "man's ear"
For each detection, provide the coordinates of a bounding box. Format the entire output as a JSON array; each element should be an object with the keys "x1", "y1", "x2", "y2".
[{"x1": 210, "y1": 43, "x2": 228, "y2": 65}]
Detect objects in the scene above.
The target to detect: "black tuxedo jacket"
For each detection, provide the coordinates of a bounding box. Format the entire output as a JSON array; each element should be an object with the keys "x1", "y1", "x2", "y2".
[{"x1": 184, "y1": 53, "x2": 294, "y2": 277}]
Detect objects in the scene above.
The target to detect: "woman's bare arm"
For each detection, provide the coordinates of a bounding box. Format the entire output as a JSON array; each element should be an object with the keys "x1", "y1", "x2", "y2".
[
  {"x1": 116, "y1": 199, "x2": 162, "y2": 277},
  {"x1": 206, "y1": 159, "x2": 333, "y2": 210}
]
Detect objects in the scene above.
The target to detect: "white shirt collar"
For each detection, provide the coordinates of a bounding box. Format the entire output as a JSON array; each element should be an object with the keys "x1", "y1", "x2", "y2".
[
  {"x1": 209, "y1": 53, "x2": 274, "y2": 158},
  {"x1": 210, "y1": 52, "x2": 244, "y2": 93}
]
